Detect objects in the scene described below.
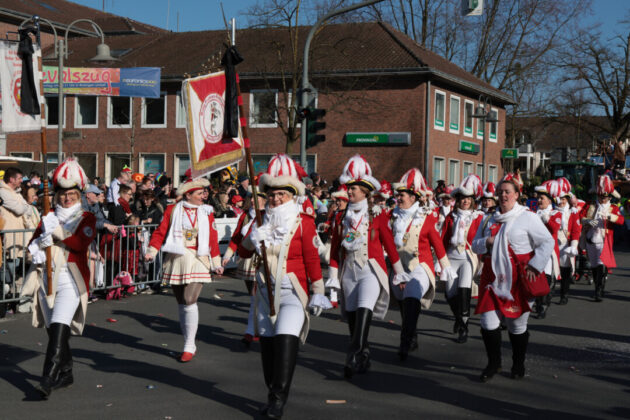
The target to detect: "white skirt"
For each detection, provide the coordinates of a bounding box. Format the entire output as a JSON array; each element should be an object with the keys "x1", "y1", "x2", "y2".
[{"x1": 162, "y1": 249, "x2": 212, "y2": 285}]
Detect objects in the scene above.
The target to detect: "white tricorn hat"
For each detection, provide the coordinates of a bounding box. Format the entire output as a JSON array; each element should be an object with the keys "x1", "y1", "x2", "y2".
[
  {"x1": 176, "y1": 176, "x2": 210, "y2": 196},
  {"x1": 339, "y1": 154, "x2": 381, "y2": 192},
  {"x1": 258, "y1": 154, "x2": 307, "y2": 196},
  {"x1": 393, "y1": 168, "x2": 427, "y2": 197},
  {"x1": 52, "y1": 157, "x2": 89, "y2": 192}
]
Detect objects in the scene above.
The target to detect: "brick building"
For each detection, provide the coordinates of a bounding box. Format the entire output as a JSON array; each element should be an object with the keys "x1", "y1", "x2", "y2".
[{"x1": 2, "y1": 2, "x2": 513, "y2": 187}]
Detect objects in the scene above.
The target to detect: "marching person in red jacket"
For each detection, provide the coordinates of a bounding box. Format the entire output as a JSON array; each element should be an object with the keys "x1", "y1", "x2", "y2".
[
  {"x1": 480, "y1": 182, "x2": 498, "y2": 214},
  {"x1": 472, "y1": 174, "x2": 554, "y2": 382},
  {"x1": 441, "y1": 174, "x2": 484, "y2": 343},
  {"x1": 26, "y1": 158, "x2": 96, "y2": 398},
  {"x1": 241, "y1": 154, "x2": 330, "y2": 419},
  {"x1": 555, "y1": 179, "x2": 582, "y2": 304},
  {"x1": 580, "y1": 175, "x2": 625, "y2": 302},
  {"x1": 328, "y1": 155, "x2": 406, "y2": 378},
  {"x1": 145, "y1": 177, "x2": 223, "y2": 363},
  {"x1": 222, "y1": 185, "x2": 267, "y2": 348},
  {"x1": 533, "y1": 180, "x2": 563, "y2": 319},
  {"x1": 323, "y1": 185, "x2": 349, "y2": 308},
  {"x1": 390, "y1": 168, "x2": 456, "y2": 359}
]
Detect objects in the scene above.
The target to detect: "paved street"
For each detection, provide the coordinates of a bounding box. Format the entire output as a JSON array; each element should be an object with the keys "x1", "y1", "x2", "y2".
[{"x1": 1, "y1": 251, "x2": 630, "y2": 420}]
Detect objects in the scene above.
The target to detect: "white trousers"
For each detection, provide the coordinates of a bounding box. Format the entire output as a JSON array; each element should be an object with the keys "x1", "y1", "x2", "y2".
[
  {"x1": 585, "y1": 242, "x2": 604, "y2": 267},
  {"x1": 445, "y1": 258, "x2": 473, "y2": 298},
  {"x1": 39, "y1": 270, "x2": 80, "y2": 327},
  {"x1": 480, "y1": 304, "x2": 533, "y2": 335},
  {"x1": 559, "y1": 242, "x2": 574, "y2": 268},
  {"x1": 257, "y1": 287, "x2": 305, "y2": 338},
  {"x1": 342, "y1": 261, "x2": 380, "y2": 311},
  {"x1": 391, "y1": 264, "x2": 430, "y2": 301}
]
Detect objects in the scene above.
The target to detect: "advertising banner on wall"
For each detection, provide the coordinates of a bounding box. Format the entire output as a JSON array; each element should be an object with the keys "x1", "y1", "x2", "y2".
[
  {"x1": 42, "y1": 66, "x2": 160, "y2": 98},
  {"x1": 182, "y1": 71, "x2": 246, "y2": 178},
  {"x1": 0, "y1": 41, "x2": 42, "y2": 133}
]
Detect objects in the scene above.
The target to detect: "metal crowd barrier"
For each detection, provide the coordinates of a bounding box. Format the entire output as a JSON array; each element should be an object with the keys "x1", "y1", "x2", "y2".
[{"x1": 0, "y1": 217, "x2": 239, "y2": 311}]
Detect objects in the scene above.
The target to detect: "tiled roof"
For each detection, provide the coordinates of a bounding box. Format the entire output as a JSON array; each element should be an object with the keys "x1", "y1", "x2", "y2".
[
  {"x1": 53, "y1": 21, "x2": 512, "y2": 103},
  {"x1": 0, "y1": 0, "x2": 166, "y2": 35}
]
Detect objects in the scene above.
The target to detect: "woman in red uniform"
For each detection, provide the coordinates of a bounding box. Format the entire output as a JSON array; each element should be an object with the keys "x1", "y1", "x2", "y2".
[
  {"x1": 26, "y1": 158, "x2": 96, "y2": 398},
  {"x1": 533, "y1": 180, "x2": 563, "y2": 318},
  {"x1": 390, "y1": 168, "x2": 456, "y2": 359},
  {"x1": 555, "y1": 179, "x2": 582, "y2": 304},
  {"x1": 328, "y1": 155, "x2": 406, "y2": 377},
  {"x1": 242, "y1": 154, "x2": 330, "y2": 419},
  {"x1": 145, "y1": 177, "x2": 223, "y2": 362},
  {"x1": 441, "y1": 175, "x2": 484, "y2": 343},
  {"x1": 581, "y1": 175, "x2": 625, "y2": 301},
  {"x1": 222, "y1": 185, "x2": 267, "y2": 347},
  {"x1": 472, "y1": 174, "x2": 554, "y2": 381},
  {"x1": 323, "y1": 185, "x2": 349, "y2": 308}
]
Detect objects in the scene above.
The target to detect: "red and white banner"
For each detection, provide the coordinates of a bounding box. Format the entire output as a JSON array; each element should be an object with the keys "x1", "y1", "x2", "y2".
[
  {"x1": 182, "y1": 71, "x2": 246, "y2": 178},
  {"x1": 0, "y1": 41, "x2": 42, "y2": 133}
]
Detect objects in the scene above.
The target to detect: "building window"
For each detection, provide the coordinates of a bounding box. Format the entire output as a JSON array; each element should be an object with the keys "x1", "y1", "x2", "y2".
[
  {"x1": 176, "y1": 91, "x2": 187, "y2": 128},
  {"x1": 434, "y1": 90, "x2": 445, "y2": 130},
  {"x1": 106, "y1": 154, "x2": 131, "y2": 184},
  {"x1": 250, "y1": 90, "x2": 278, "y2": 127},
  {"x1": 9, "y1": 152, "x2": 34, "y2": 159},
  {"x1": 142, "y1": 92, "x2": 167, "y2": 128},
  {"x1": 46, "y1": 153, "x2": 65, "y2": 165},
  {"x1": 75, "y1": 96, "x2": 98, "y2": 128},
  {"x1": 140, "y1": 154, "x2": 165, "y2": 175},
  {"x1": 174, "y1": 154, "x2": 191, "y2": 187},
  {"x1": 448, "y1": 159, "x2": 460, "y2": 185},
  {"x1": 488, "y1": 165, "x2": 498, "y2": 183},
  {"x1": 73, "y1": 153, "x2": 97, "y2": 180},
  {"x1": 45, "y1": 96, "x2": 65, "y2": 127},
  {"x1": 449, "y1": 95, "x2": 460, "y2": 133},
  {"x1": 108, "y1": 97, "x2": 132, "y2": 128},
  {"x1": 463, "y1": 161, "x2": 473, "y2": 178},
  {"x1": 476, "y1": 163, "x2": 484, "y2": 179},
  {"x1": 489, "y1": 107, "x2": 498, "y2": 142},
  {"x1": 464, "y1": 100, "x2": 474, "y2": 137},
  {"x1": 432, "y1": 157, "x2": 445, "y2": 187},
  {"x1": 477, "y1": 103, "x2": 485, "y2": 139}
]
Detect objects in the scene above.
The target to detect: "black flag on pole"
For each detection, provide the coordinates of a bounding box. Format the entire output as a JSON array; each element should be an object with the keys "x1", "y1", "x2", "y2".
[{"x1": 18, "y1": 27, "x2": 40, "y2": 115}]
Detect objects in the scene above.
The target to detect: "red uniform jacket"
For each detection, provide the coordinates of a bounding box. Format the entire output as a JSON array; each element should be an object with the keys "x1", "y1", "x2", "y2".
[
  {"x1": 149, "y1": 204, "x2": 220, "y2": 259},
  {"x1": 441, "y1": 212, "x2": 484, "y2": 253},
  {"x1": 415, "y1": 213, "x2": 447, "y2": 274},
  {"x1": 329, "y1": 211, "x2": 401, "y2": 273},
  {"x1": 31, "y1": 212, "x2": 97, "y2": 291},
  {"x1": 580, "y1": 203, "x2": 624, "y2": 267},
  {"x1": 241, "y1": 212, "x2": 322, "y2": 295},
  {"x1": 543, "y1": 210, "x2": 562, "y2": 263}
]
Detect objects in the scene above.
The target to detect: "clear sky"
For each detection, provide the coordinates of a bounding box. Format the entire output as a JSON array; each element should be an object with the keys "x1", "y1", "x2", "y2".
[{"x1": 70, "y1": 0, "x2": 630, "y2": 34}]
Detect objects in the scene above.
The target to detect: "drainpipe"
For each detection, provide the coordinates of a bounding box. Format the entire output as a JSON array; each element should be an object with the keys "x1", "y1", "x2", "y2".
[{"x1": 424, "y1": 80, "x2": 431, "y2": 182}]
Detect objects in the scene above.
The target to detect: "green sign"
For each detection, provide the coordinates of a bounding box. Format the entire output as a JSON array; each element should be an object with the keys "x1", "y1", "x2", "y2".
[
  {"x1": 459, "y1": 140, "x2": 480, "y2": 154},
  {"x1": 501, "y1": 148, "x2": 519, "y2": 159},
  {"x1": 345, "y1": 132, "x2": 411, "y2": 146}
]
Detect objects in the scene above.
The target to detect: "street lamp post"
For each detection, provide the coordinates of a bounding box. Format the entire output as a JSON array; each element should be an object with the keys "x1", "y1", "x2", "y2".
[
  {"x1": 21, "y1": 16, "x2": 117, "y2": 164},
  {"x1": 472, "y1": 95, "x2": 498, "y2": 183}
]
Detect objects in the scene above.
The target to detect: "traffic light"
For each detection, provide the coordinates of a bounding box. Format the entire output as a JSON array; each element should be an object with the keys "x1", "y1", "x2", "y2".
[{"x1": 299, "y1": 107, "x2": 326, "y2": 149}]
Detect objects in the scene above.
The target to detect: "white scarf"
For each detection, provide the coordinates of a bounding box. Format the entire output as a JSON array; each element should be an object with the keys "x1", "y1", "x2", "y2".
[
  {"x1": 490, "y1": 203, "x2": 527, "y2": 301},
  {"x1": 589, "y1": 201, "x2": 611, "y2": 244},
  {"x1": 241, "y1": 207, "x2": 257, "y2": 237},
  {"x1": 558, "y1": 203, "x2": 571, "y2": 231},
  {"x1": 440, "y1": 205, "x2": 451, "y2": 219},
  {"x1": 536, "y1": 205, "x2": 552, "y2": 223},
  {"x1": 392, "y1": 202, "x2": 423, "y2": 247},
  {"x1": 162, "y1": 201, "x2": 213, "y2": 256},
  {"x1": 55, "y1": 203, "x2": 83, "y2": 225},
  {"x1": 342, "y1": 199, "x2": 368, "y2": 251},
  {"x1": 251, "y1": 200, "x2": 300, "y2": 253},
  {"x1": 451, "y1": 208, "x2": 475, "y2": 248}
]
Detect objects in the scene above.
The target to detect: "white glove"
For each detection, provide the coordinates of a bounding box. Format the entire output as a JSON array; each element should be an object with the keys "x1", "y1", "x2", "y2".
[
  {"x1": 392, "y1": 272, "x2": 411, "y2": 286},
  {"x1": 588, "y1": 219, "x2": 600, "y2": 228},
  {"x1": 249, "y1": 224, "x2": 271, "y2": 253},
  {"x1": 42, "y1": 213, "x2": 60, "y2": 234},
  {"x1": 325, "y1": 276, "x2": 341, "y2": 290},
  {"x1": 308, "y1": 293, "x2": 333, "y2": 316},
  {"x1": 440, "y1": 265, "x2": 459, "y2": 282},
  {"x1": 39, "y1": 233, "x2": 53, "y2": 249}
]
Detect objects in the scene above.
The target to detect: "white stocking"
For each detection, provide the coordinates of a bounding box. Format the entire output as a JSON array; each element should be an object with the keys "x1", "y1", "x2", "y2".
[{"x1": 182, "y1": 303, "x2": 198, "y2": 354}]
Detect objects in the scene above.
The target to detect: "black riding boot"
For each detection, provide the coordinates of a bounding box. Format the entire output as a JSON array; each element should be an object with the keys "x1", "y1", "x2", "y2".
[
  {"x1": 446, "y1": 293, "x2": 461, "y2": 334},
  {"x1": 508, "y1": 330, "x2": 529, "y2": 379},
  {"x1": 592, "y1": 264, "x2": 604, "y2": 302},
  {"x1": 480, "y1": 328, "x2": 502, "y2": 382},
  {"x1": 266, "y1": 335, "x2": 299, "y2": 419},
  {"x1": 345, "y1": 308, "x2": 372, "y2": 378},
  {"x1": 260, "y1": 337, "x2": 275, "y2": 389},
  {"x1": 559, "y1": 267, "x2": 573, "y2": 304},
  {"x1": 346, "y1": 310, "x2": 357, "y2": 337},
  {"x1": 55, "y1": 335, "x2": 73, "y2": 390},
  {"x1": 36, "y1": 323, "x2": 71, "y2": 398},
  {"x1": 457, "y1": 288, "x2": 471, "y2": 343},
  {"x1": 398, "y1": 298, "x2": 421, "y2": 361}
]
